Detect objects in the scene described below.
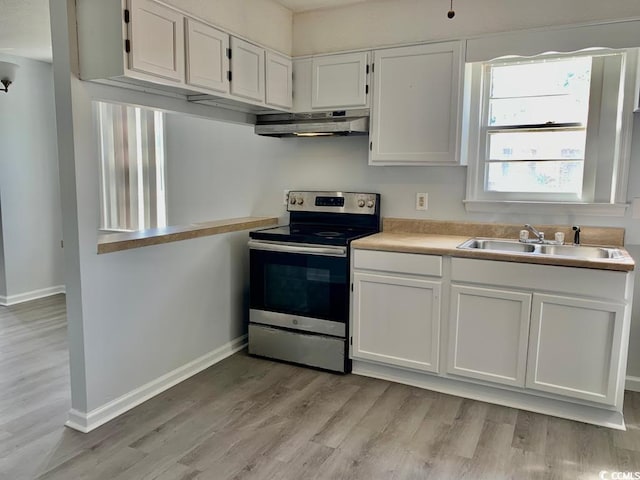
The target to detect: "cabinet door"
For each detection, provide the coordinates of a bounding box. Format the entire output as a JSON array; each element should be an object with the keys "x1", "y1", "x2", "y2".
[
  {"x1": 526, "y1": 294, "x2": 625, "y2": 405},
  {"x1": 311, "y1": 52, "x2": 369, "y2": 109},
  {"x1": 352, "y1": 272, "x2": 441, "y2": 373},
  {"x1": 230, "y1": 37, "x2": 265, "y2": 103},
  {"x1": 448, "y1": 285, "x2": 531, "y2": 387},
  {"x1": 128, "y1": 0, "x2": 184, "y2": 82},
  {"x1": 185, "y1": 18, "x2": 229, "y2": 93},
  {"x1": 266, "y1": 51, "x2": 293, "y2": 110},
  {"x1": 370, "y1": 41, "x2": 462, "y2": 165}
]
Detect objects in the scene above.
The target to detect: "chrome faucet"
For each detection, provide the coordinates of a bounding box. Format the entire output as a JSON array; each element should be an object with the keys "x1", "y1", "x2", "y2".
[{"x1": 524, "y1": 224, "x2": 545, "y2": 243}]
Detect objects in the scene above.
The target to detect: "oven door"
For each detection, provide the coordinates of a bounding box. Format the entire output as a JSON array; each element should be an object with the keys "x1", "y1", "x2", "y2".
[{"x1": 249, "y1": 240, "x2": 349, "y2": 332}]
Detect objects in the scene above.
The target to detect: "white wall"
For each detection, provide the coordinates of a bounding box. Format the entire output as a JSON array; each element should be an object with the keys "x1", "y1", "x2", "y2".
[
  {"x1": 0, "y1": 54, "x2": 64, "y2": 303},
  {"x1": 163, "y1": 0, "x2": 292, "y2": 55},
  {"x1": 292, "y1": 0, "x2": 640, "y2": 56}
]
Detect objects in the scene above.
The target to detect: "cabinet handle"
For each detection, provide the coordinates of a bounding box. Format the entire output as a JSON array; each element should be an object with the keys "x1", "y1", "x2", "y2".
[
  {"x1": 125, "y1": 39, "x2": 131, "y2": 54},
  {"x1": 227, "y1": 71, "x2": 232, "y2": 82},
  {"x1": 123, "y1": 9, "x2": 130, "y2": 23}
]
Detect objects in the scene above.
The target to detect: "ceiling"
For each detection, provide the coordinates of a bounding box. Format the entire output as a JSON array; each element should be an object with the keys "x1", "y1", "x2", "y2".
[
  {"x1": 0, "y1": 0, "x2": 51, "y2": 62},
  {"x1": 273, "y1": 0, "x2": 374, "y2": 13},
  {"x1": 0, "y1": 0, "x2": 375, "y2": 63}
]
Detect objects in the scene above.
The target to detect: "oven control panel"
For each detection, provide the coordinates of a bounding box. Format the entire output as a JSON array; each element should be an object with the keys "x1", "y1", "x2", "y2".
[{"x1": 287, "y1": 191, "x2": 378, "y2": 214}]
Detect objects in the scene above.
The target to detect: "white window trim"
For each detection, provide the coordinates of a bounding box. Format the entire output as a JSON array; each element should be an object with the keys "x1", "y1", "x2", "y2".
[{"x1": 462, "y1": 48, "x2": 638, "y2": 217}]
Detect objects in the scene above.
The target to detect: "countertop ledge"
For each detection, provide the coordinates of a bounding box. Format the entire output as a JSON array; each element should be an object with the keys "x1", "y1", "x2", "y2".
[
  {"x1": 352, "y1": 232, "x2": 635, "y2": 272},
  {"x1": 97, "y1": 217, "x2": 278, "y2": 254}
]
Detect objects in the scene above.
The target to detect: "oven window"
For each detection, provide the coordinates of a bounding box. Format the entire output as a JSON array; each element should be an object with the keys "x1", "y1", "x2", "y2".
[{"x1": 251, "y1": 250, "x2": 348, "y2": 322}]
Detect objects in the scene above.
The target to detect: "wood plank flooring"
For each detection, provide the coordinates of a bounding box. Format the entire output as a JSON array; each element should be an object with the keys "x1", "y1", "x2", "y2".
[{"x1": 3, "y1": 294, "x2": 640, "y2": 479}]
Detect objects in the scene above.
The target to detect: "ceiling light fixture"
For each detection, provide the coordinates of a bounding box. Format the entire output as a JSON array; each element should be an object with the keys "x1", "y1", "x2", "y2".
[
  {"x1": 0, "y1": 61, "x2": 19, "y2": 93},
  {"x1": 447, "y1": 0, "x2": 455, "y2": 19}
]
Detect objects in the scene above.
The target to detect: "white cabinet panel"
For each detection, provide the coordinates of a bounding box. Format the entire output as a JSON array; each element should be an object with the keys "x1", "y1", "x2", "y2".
[
  {"x1": 185, "y1": 18, "x2": 229, "y2": 93},
  {"x1": 448, "y1": 285, "x2": 531, "y2": 387},
  {"x1": 370, "y1": 41, "x2": 462, "y2": 165},
  {"x1": 353, "y1": 249, "x2": 442, "y2": 277},
  {"x1": 526, "y1": 294, "x2": 624, "y2": 405},
  {"x1": 230, "y1": 37, "x2": 265, "y2": 103},
  {"x1": 128, "y1": 0, "x2": 184, "y2": 82},
  {"x1": 311, "y1": 52, "x2": 369, "y2": 109},
  {"x1": 266, "y1": 51, "x2": 293, "y2": 110},
  {"x1": 352, "y1": 272, "x2": 441, "y2": 373}
]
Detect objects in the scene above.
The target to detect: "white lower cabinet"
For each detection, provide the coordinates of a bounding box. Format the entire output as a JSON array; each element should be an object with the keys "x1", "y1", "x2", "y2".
[
  {"x1": 448, "y1": 285, "x2": 531, "y2": 387},
  {"x1": 526, "y1": 294, "x2": 625, "y2": 405},
  {"x1": 352, "y1": 270, "x2": 441, "y2": 373},
  {"x1": 352, "y1": 251, "x2": 634, "y2": 427}
]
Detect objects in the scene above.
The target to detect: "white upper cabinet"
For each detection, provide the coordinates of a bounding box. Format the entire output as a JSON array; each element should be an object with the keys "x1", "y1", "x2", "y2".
[
  {"x1": 185, "y1": 18, "x2": 229, "y2": 94},
  {"x1": 76, "y1": 0, "x2": 293, "y2": 112},
  {"x1": 265, "y1": 51, "x2": 293, "y2": 110},
  {"x1": 127, "y1": 0, "x2": 184, "y2": 82},
  {"x1": 311, "y1": 52, "x2": 370, "y2": 109},
  {"x1": 370, "y1": 41, "x2": 463, "y2": 165},
  {"x1": 229, "y1": 37, "x2": 265, "y2": 103}
]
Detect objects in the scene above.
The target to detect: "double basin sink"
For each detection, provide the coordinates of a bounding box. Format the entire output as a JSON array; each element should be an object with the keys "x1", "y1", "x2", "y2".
[{"x1": 458, "y1": 238, "x2": 624, "y2": 260}]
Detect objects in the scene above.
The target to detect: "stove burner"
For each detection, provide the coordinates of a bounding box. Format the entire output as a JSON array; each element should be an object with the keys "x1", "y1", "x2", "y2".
[{"x1": 315, "y1": 231, "x2": 342, "y2": 238}]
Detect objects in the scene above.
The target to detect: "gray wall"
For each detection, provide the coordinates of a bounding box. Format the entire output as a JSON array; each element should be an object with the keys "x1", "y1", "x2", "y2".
[{"x1": 0, "y1": 54, "x2": 64, "y2": 302}]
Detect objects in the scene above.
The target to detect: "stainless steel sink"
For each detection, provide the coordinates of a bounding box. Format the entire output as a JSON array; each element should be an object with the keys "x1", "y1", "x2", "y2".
[
  {"x1": 457, "y1": 238, "x2": 537, "y2": 254},
  {"x1": 458, "y1": 238, "x2": 624, "y2": 260},
  {"x1": 537, "y1": 244, "x2": 623, "y2": 259}
]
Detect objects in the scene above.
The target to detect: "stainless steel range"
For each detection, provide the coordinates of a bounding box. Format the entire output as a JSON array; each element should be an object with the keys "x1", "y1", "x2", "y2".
[{"x1": 248, "y1": 191, "x2": 381, "y2": 373}]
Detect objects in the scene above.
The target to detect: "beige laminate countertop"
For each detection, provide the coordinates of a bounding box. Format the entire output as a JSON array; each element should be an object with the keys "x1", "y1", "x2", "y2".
[
  {"x1": 352, "y1": 232, "x2": 635, "y2": 272},
  {"x1": 97, "y1": 216, "x2": 278, "y2": 254}
]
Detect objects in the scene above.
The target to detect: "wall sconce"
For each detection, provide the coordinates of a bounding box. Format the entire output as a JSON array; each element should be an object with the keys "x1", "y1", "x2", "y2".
[{"x1": 0, "y1": 61, "x2": 19, "y2": 93}]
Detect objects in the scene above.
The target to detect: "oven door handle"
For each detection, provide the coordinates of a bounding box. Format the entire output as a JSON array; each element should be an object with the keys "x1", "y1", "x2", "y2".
[{"x1": 248, "y1": 240, "x2": 347, "y2": 257}]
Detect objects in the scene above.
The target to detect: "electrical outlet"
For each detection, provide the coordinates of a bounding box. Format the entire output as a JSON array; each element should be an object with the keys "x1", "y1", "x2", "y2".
[
  {"x1": 283, "y1": 189, "x2": 290, "y2": 206},
  {"x1": 416, "y1": 192, "x2": 428, "y2": 211}
]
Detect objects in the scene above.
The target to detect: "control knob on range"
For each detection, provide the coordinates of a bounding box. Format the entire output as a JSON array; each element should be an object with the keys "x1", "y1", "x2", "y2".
[
  {"x1": 289, "y1": 196, "x2": 296, "y2": 205},
  {"x1": 296, "y1": 197, "x2": 304, "y2": 205},
  {"x1": 357, "y1": 199, "x2": 365, "y2": 208},
  {"x1": 366, "y1": 200, "x2": 375, "y2": 208}
]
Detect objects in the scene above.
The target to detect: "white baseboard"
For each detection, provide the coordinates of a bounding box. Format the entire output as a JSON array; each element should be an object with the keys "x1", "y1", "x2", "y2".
[
  {"x1": 626, "y1": 376, "x2": 640, "y2": 392},
  {"x1": 0, "y1": 285, "x2": 66, "y2": 306},
  {"x1": 65, "y1": 334, "x2": 248, "y2": 434}
]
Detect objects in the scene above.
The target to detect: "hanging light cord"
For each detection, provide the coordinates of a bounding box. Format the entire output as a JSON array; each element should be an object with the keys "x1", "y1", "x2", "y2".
[{"x1": 447, "y1": 0, "x2": 455, "y2": 19}]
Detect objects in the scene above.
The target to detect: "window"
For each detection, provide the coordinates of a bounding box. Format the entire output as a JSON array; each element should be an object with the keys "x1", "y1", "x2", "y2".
[
  {"x1": 464, "y1": 49, "x2": 636, "y2": 212},
  {"x1": 96, "y1": 102, "x2": 167, "y2": 231}
]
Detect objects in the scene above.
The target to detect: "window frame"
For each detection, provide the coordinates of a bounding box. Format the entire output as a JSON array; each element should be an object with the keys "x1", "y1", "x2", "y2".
[{"x1": 463, "y1": 48, "x2": 637, "y2": 215}]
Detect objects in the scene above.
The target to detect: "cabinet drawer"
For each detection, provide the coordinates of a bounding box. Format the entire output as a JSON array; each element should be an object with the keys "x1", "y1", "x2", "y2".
[
  {"x1": 451, "y1": 257, "x2": 629, "y2": 300},
  {"x1": 353, "y1": 249, "x2": 442, "y2": 277}
]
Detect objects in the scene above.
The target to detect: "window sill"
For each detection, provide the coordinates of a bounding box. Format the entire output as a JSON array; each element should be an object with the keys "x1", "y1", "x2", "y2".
[
  {"x1": 463, "y1": 200, "x2": 629, "y2": 217},
  {"x1": 97, "y1": 216, "x2": 278, "y2": 254}
]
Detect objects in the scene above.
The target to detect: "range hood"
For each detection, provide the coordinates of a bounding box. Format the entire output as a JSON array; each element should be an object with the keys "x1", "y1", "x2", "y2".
[{"x1": 255, "y1": 109, "x2": 369, "y2": 137}]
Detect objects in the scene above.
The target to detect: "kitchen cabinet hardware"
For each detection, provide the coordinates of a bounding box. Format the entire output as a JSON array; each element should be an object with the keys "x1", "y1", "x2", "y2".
[{"x1": 124, "y1": 8, "x2": 130, "y2": 23}]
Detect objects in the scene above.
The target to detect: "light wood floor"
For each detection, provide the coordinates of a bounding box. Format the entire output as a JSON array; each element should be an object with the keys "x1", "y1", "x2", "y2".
[{"x1": 3, "y1": 295, "x2": 640, "y2": 479}]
